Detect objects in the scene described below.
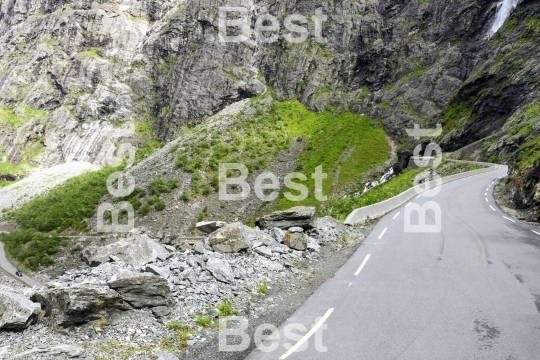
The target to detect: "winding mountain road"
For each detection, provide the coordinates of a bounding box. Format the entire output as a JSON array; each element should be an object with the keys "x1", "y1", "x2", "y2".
[
  {"x1": 247, "y1": 165, "x2": 540, "y2": 360},
  {"x1": 0, "y1": 242, "x2": 43, "y2": 288}
]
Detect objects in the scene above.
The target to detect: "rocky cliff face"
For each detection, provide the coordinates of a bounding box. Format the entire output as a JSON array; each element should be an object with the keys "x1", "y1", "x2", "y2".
[
  {"x1": 1, "y1": 0, "x2": 540, "y2": 216},
  {"x1": 0, "y1": 0, "x2": 501, "y2": 170}
]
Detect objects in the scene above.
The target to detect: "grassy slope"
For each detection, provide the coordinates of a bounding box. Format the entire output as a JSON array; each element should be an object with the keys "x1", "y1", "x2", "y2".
[
  {"x1": 172, "y1": 98, "x2": 389, "y2": 209},
  {"x1": 274, "y1": 101, "x2": 389, "y2": 209}
]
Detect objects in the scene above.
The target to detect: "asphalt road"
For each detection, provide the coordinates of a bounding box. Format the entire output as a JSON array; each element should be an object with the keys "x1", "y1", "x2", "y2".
[
  {"x1": 0, "y1": 242, "x2": 43, "y2": 288},
  {"x1": 246, "y1": 165, "x2": 540, "y2": 360}
]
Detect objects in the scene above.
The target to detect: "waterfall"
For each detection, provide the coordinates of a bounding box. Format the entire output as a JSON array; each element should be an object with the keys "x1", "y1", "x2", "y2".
[{"x1": 489, "y1": 0, "x2": 520, "y2": 36}]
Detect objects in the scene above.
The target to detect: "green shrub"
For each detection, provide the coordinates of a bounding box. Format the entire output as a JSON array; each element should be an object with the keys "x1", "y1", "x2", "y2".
[
  {"x1": 0, "y1": 229, "x2": 66, "y2": 270},
  {"x1": 150, "y1": 177, "x2": 178, "y2": 196},
  {"x1": 216, "y1": 301, "x2": 238, "y2": 317},
  {"x1": 196, "y1": 316, "x2": 212, "y2": 328},
  {"x1": 6, "y1": 166, "x2": 118, "y2": 232}
]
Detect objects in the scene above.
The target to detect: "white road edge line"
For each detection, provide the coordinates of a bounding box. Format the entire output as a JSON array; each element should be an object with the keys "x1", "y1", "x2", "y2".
[
  {"x1": 532, "y1": 230, "x2": 540, "y2": 236},
  {"x1": 378, "y1": 228, "x2": 387, "y2": 240},
  {"x1": 489, "y1": 205, "x2": 496, "y2": 211},
  {"x1": 392, "y1": 212, "x2": 400, "y2": 220},
  {"x1": 503, "y1": 216, "x2": 515, "y2": 223},
  {"x1": 279, "y1": 308, "x2": 334, "y2": 360},
  {"x1": 354, "y1": 254, "x2": 371, "y2": 276}
]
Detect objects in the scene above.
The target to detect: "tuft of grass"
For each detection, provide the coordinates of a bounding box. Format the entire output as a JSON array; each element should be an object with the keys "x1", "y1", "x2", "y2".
[
  {"x1": 216, "y1": 301, "x2": 238, "y2": 317},
  {"x1": 82, "y1": 47, "x2": 102, "y2": 58},
  {"x1": 167, "y1": 320, "x2": 189, "y2": 331},
  {"x1": 196, "y1": 316, "x2": 212, "y2": 328},
  {"x1": 150, "y1": 177, "x2": 178, "y2": 196},
  {"x1": 257, "y1": 281, "x2": 268, "y2": 294},
  {"x1": 162, "y1": 321, "x2": 193, "y2": 351}
]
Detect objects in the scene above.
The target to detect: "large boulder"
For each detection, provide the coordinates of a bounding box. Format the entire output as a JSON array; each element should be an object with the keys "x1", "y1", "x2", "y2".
[
  {"x1": 0, "y1": 288, "x2": 41, "y2": 329},
  {"x1": 196, "y1": 221, "x2": 227, "y2": 234},
  {"x1": 208, "y1": 223, "x2": 251, "y2": 253},
  {"x1": 81, "y1": 233, "x2": 168, "y2": 268},
  {"x1": 206, "y1": 257, "x2": 234, "y2": 284},
  {"x1": 283, "y1": 231, "x2": 308, "y2": 251},
  {"x1": 107, "y1": 270, "x2": 172, "y2": 308},
  {"x1": 255, "y1": 206, "x2": 316, "y2": 230},
  {"x1": 34, "y1": 284, "x2": 130, "y2": 326}
]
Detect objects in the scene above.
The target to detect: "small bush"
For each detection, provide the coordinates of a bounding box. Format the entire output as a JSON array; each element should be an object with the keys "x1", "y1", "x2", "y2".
[
  {"x1": 150, "y1": 177, "x2": 178, "y2": 196},
  {"x1": 217, "y1": 301, "x2": 238, "y2": 317}
]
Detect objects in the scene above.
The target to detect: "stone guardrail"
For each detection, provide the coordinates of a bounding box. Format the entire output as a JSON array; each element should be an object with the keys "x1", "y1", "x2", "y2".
[{"x1": 344, "y1": 161, "x2": 500, "y2": 226}]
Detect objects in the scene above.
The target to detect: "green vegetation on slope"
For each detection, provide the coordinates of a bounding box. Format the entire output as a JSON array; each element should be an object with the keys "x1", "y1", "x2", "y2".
[
  {"x1": 322, "y1": 168, "x2": 425, "y2": 221},
  {"x1": 323, "y1": 160, "x2": 485, "y2": 221},
  {"x1": 174, "y1": 98, "x2": 390, "y2": 208},
  {"x1": 0, "y1": 229, "x2": 66, "y2": 270},
  {"x1": 515, "y1": 134, "x2": 540, "y2": 169},
  {"x1": 275, "y1": 101, "x2": 389, "y2": 209},
  {"x1": 5, "y1": 166, "x2": 118, "y2": 232},
  {"x1": 0, "y1": 105, "x2": 45, "y2": 126}
]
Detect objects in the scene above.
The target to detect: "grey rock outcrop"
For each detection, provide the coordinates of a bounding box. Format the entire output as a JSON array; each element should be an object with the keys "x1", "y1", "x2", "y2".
[
  {"x1": 0, "y1": 288, "x2": 41, "y2": 329},
  {"x1": 81, "y1": 233, "x2": 168, "y2": 268},
  {"x1": 107, "y1": 270, "x2": 172, "y2": 309},
  {"x1": 256, "y1": 206, "x2": 317, "y2": 230}
]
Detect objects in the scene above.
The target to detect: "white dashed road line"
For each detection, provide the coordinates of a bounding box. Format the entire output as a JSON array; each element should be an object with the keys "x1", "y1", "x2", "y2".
[
  {"x1": 532, "y1": 230, "x2": 540, "y2": 236},
  {"x1": 405, "y1": 202, "x2": 411, "y2": 207},
  {"x1": 378, "y1": 228, "x2": 387, "y2": 240},
  {"x1": 354, "y1": 254, "x2": 371, "y2": 276},
  {"x1": 279, "y1": 308, "x2": 335, "y2": 360},
  {"x1": 489, "y1": 205, "x2": 496, "y2": 211},
  {"x1": 392, "y1": 212, "x2": 400, "y2": 220},
  {"x1": 486, "y1": 198, "x2": 489, "y2": 202},
  {"x1": 503, "y1": 216, "x2": 515, "y2": 223}
]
